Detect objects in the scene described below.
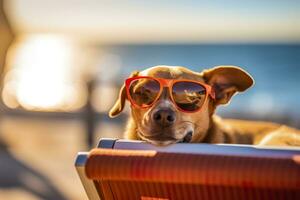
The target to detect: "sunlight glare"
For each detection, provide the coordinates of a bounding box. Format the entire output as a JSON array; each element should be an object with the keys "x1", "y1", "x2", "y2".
[{"x1": 3, "y1": 35, "x2": 86, "y2": 111}]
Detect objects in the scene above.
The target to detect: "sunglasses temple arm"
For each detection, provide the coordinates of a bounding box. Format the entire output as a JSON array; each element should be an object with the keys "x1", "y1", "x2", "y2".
[{"x1": 208, "y1": 87, "x2": 216, "y2": 100}]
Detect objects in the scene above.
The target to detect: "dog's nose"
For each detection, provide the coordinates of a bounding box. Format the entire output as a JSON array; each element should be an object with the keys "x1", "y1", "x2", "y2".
[{"x1": 152, "y1": 109, "x2": 176, "y2": 127}]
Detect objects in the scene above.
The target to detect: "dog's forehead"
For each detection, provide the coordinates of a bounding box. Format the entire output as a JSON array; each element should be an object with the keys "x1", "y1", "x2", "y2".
[{"x1": 140, "y1": 66, "x2": 205, "y2": 81}]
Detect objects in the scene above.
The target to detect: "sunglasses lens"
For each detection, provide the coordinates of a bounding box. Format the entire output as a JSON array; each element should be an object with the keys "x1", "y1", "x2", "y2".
[
  {"x1": 172, "y1": 81, "x2": 206, "y2": 111},
  {"x1": 129, "y1": 78, "x2": 160, "y2": 107}
]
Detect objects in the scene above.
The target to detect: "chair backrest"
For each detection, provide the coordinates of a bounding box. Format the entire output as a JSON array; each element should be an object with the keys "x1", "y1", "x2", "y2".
[{"x1": 75, "y1": 138, "x2": 300, "y2": 200}]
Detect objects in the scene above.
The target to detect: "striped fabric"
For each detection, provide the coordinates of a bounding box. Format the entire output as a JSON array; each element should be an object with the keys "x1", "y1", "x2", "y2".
[{"x1": 85, "y1": 148, "x2": 300, "y2": 200}]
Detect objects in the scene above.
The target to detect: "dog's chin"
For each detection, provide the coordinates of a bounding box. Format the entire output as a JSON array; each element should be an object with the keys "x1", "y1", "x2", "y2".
[
  {"x1": 138, "y1": 133, "x2": 177, "y2": 146},
  {"x1": 146, "y1": 139, "x2": 178, "y2": 146},
  {"x1": 138, "y1": 130, "x2": 193, "y2": 146}
]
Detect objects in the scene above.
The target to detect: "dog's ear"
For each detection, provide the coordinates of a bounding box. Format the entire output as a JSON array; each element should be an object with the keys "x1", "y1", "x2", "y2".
[
  {"x1": 202, "y1": 66, "x2": 254, "y2": 105},
  {"x1": 109, "y1": 71, "x2": 139, "y2": 118}
]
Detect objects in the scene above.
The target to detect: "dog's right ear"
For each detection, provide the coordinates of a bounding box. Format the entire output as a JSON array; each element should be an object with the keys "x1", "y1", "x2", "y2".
[{"x1": 108, "y1": 71, "x2": 139, "y2": 118}]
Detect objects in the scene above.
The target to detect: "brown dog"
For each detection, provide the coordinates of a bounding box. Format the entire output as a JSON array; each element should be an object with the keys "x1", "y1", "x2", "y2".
[{"x1": 109, "y1": 65, "x2": 300, "y2": 146}]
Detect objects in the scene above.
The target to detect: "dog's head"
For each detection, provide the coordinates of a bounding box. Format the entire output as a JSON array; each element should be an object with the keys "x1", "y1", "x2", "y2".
[{"x1": 109, "y1": 65, "x2": 253, "y2": 145}]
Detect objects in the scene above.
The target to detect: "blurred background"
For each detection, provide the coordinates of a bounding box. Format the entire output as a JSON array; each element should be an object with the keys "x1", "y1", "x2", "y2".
[{"x1": 0, "y1": 0, "x2": 299, "y2": 199}]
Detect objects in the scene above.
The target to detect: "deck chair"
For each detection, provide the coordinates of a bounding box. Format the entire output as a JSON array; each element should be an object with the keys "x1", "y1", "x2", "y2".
[{"x1": 75, "y1": 138, "x2": 300, "y2": 200}]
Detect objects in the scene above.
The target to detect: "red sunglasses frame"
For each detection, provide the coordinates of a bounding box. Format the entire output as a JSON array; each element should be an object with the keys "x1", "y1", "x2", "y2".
[{"x1": 125, "y1": 76, "x2": 216, "y2": 113}]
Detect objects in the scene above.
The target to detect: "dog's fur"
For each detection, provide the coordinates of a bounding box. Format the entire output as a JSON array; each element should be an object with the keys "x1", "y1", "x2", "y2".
[{"x1": 109, "y1": 65, "x2": 300, "y2": 146}]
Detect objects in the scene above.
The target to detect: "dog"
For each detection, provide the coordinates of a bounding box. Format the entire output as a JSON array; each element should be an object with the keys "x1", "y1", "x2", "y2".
[{"x1": 109, "y1": 65, "x2": 300, "y2": 146}]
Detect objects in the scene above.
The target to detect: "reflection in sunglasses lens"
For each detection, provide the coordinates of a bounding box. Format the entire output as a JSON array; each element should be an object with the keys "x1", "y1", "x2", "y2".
[
  {"x1": 172, "y1": 82, "x2": 206, "y2": 111},
  {"x1": 129, "y1": 78, "x2": 160, "y2": 107}
]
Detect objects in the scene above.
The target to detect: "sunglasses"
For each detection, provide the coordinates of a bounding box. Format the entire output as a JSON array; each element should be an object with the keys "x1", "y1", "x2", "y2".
[{"x1": 125, "y1": 76, "x2": 215, "y2": 113}]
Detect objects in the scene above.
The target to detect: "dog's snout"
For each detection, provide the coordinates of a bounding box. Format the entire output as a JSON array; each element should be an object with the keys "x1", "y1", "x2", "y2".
[{"x1": 152, "y1": 109, "x2": 176, "y2": 127}]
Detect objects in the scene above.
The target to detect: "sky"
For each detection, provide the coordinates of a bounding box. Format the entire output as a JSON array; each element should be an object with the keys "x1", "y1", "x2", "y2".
[{"x1": 5, "y1": 0, "x2": 300, "y2": 43}]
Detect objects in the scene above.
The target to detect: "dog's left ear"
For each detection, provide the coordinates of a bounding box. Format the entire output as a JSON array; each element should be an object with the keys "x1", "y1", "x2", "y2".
[
  {"x1": 202, "y1": 66, "x2": 254, "y2": 105},
  {"x1": 109, "y1": 71, "x2": 139, "y2": 118}
]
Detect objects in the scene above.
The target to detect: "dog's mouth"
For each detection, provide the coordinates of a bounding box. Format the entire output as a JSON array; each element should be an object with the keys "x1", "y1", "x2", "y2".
[
  {"x1": 178, "y1": 131, "x2": 193, "y2": 143},
  {"x1": 138, "y1": 130, "x2": 193, "y2": 145}
]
